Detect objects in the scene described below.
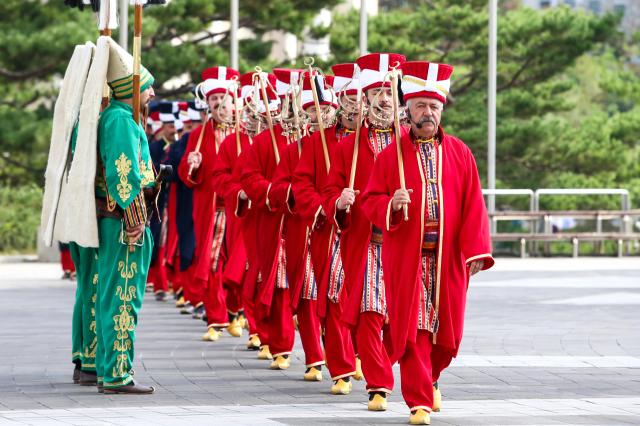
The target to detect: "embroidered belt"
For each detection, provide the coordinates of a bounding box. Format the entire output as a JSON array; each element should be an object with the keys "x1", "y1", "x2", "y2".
[
  {"x1": 422, "y1": 220, "x2": 439, "y2": 253},
  {"x1": 370, "y1": 225, "x2": 383, "y2": 245},
  {"x1": 96, "y1": 197, "x2": 123, "y2": 220}
]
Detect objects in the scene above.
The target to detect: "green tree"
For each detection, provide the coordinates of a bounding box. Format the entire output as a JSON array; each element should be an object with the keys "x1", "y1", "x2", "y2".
[
  {"x1": 0, "y1": 0, "x2": 339, "y2": 186},
  {"x1": 329, "y1": 2, "x2": 639, "y2": 208}
]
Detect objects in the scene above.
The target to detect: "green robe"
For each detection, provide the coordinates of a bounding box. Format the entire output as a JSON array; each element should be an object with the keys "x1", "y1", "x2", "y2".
[{"x1": 96, "y1": 100, "x2": 155, "y2": 388}]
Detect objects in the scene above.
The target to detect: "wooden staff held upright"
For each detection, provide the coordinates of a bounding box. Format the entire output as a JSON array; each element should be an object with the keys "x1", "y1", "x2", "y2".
[
  {"x1": 346, "y1": 86, "x2": 364, "y2": 214},
  {"x1": 254, "y1": 67, "x2": 280, "y2": 165},
  {"x1": 390, "y1": 64, "x2": 409, "y2": 221},
  {"x1": 304, "y1": 57, "x2": 330, "y2": 171}
]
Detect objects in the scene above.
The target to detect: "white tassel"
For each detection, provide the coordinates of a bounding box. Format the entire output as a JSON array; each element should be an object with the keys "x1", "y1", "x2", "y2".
[{"x1": 98, "y1": 0, "x2": 119, "y2": 31}]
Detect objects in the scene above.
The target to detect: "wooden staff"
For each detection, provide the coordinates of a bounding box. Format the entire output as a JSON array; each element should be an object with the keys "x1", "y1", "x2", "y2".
[
  {"x1": 99, "y1": 1, "x2": 112, "y2": 109},
  {"x1": 255, "y1": 67, "x2": 280, "y2": 164},
  {"x1": 390, "y1": 66, "x2": 409, "y2": 221},
  {"x1": 304, "y1": 57, "x2": 330, "y2": 171},
  {"x1": 231, "y1": 78, "x2": 242, "y2": 155},
  {"x1": 132, "y1": 2, "x2": 143, "y2": 124},
  {"x1": 290, "y1": 84, "x2": 303, "y2": 156},
  {"x1": 188, "y1": 114, "x2": 210, "y2": 177},
  {"x1": 345, "y1": 88, "x2": 364, "y2": 214}
]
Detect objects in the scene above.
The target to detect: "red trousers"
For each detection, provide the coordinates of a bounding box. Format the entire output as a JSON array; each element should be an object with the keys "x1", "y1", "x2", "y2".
[
  {"x1": 267, "y1": 288, "x2": 295, "y2": 357},
  {"x1": 182, "y1": 265, "x2": 206, "y2": 307},
  {"x1": 148, "y1": 244, "x2": 168, "y2": 293},
  {"x1": 225, "y1": 285, "x2": 243, "y2": 314},
  {"x1": 324, "y1": 301, "x2": 356, "y2": 380},
  {"x1": 297, "y1": 299, "x2": 324, "y2": 367},
  {"x1": 399, "y1": 330, "x2": 454, "y2": 411},
  {"x1": 356, "y1": 312, "x2": 394, "y2": 393},
  {"x1": 243, "y1": 289, "x2": 267, "y2": 342},
  {"x1": 60, "y1": 248, "x2": 75, "y2": 272},
  {"x1": 204, "y1": 268, "x2": 229, "y2": 328}
]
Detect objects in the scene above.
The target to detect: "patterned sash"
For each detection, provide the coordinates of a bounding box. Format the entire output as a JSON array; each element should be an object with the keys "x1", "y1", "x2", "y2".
[
  {"x1": 275, "y1": 237, "x2": 288, "y2": 289},
  {"x1": 418, "y1": 253, "x2": 439, "y2": 332},
  {"x1": 327, "y1": 233, "x2": 345, "y2": 303},
  {"x1": 360, "y1": 239, "x2": 386, "y2": 314},
  {"x1": 210, "y1": 210, "x2": 226, "y2": 272},
  {"x1": 300, "y1": 249, "x2": 317, "y2": 300}
]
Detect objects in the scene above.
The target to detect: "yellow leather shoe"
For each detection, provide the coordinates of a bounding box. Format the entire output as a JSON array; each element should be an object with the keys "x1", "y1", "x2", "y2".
[
  {"x1": 238, "y1": 313, "x2": 248, "y2": 330},
  {"x1": 303, "y1": 366, "x2": 323, "y2": 382},
  {"x1": 175, "y1": 296, "x2": 185, "y2": 308},
  {"x1": 367, "y1": 393, "x2": 387, "y2": 411},
  {"x1": 432, "y1": 384, "x2": 441, "y2": 412},
  {"x1": 247, "y1": 334, "x2": 261, "y2": 350},
  {"x1": 330, "y1": 378, "x2": 352, "y2": 395},
  {"x1": 354, "y1": 357, "x2": 364, "y2": 381},
  {"x1": 269, "y1": 355, "x2": 290, "y2": 370},
  {"x1": 201, "y1": 327, "x2": 221, "y2": 342},
  {"x1": 226, "y1": 319, "x2": 243, "y2": 337},
  {"x1": 409, "y1": 409, "x2": 431, "y2": 425},
  {"x1": 257, "y1": 345, "x2": 273, "y2": 360}
]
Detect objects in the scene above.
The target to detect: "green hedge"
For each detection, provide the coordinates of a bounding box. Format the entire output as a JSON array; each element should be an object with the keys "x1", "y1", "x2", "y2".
[{"x1": 0, "y1": 184, "x2": 42, "y2": 253}]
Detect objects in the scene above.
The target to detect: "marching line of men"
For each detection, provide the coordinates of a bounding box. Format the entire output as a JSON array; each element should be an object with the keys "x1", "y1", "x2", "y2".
[{"x1": 56, "y1": 37, "x2": 494, "y2": 425}]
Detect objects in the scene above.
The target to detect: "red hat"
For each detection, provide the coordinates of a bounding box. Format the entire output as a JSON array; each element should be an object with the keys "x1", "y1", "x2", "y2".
[
  {"x1": 355, "y1": 53, "x2": 406, "y2": 92},
  {"x1": 330, "y1": 63, "x2": 360, "y2": 96},
  {"x1": 242, "y1": 72, "x2": 279, "y2": 113},
  {"x1": 273, "y1": 68, "x2": 303, "y2": 98},
  {"x1": 201, "y1": 66, "x2": 240, "y2": 97},
  {"x1": 300, "y1": 72, "x2": 337, "y2": 110},
  {"x1": 400, "y1": 61, "x2": 453, "y2": 104}
]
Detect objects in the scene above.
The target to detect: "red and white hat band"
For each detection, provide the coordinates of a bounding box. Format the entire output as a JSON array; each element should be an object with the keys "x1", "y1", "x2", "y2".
[
  {"x1": 275, "y1": 71, "x2": 300, "y2": 97},
  {"x1": 202, "y1": 66, "x2": 232, "y2": 96},
  {"x1": 402, "y1": 63, "x2": 450, "y2": 101},
  {"x1": 332, "y1": 75, "x2": 360, "y2": 94},
  {"x1": 302, "y1": 75, "x2": 336, "y2": 109},
  {"x1": 359, "y1": 53, "x2": 390, "y2": 91}
]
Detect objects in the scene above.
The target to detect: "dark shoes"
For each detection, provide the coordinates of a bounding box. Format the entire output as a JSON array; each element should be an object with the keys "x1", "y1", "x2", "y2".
[
  {"x1": 103, "y1": 380, "x2": 155, "y2": 394},
  {"x1": 78, "y1": 370, "x2": 98, "y2": 386},
  {"x1": 155, "y1": 291, "x2": 167, "y2": 302}
]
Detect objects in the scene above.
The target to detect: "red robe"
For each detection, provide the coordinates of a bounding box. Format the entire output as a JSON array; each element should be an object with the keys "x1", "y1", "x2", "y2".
[
  {"x1": 211, "y1": 132, "x2": 253, "y2": 289},
  {"x1": 360, "y1": 128, "x2": 495, "y2": 362},
  {"x1": 293, "y1": 126, "x2": 346, "y2": 319},
  {"x1": 240, "y1": 124, "x2": 288, "y2": 311},
  {"x1": 269, "y1": 140, "x2": 311, "y2": 313},
  {"x1": 177, "y1": 120, "x2": 226, "y2": 283},
  {"x1": 322, "y1": 126, "x2": 402, "y2": 326}
]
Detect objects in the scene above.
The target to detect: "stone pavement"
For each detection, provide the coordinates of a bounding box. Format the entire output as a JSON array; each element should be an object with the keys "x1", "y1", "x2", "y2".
[{"x1": 0, "y1": 257, "x2": 639, "y2": 425}]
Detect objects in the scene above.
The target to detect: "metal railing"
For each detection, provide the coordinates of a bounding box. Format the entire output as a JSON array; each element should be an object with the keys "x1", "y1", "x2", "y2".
[{"x1": 483, "y1": 188, "x2": 639, "y2": 257}]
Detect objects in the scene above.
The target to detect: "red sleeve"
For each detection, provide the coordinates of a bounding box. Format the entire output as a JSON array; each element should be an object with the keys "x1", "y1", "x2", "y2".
[
  {"x1": 211, "y1": 134, "x2": 237, "y2": 199},
  {"x1": 268, "y1": 143, "x2": 296, "y2": 214},
  {"x1": 322, "y1": 135, "x2": 353, "y2": 231},
  {"x1": 240, "y1": 130, "x2": 271, "y2": 209},
  {"x1": 292, "y1": 134, "x2": 322, "y2": 221},
  {"x1": 178, "y1": 125, "x2": 203, "y2": 188},
  {"x1": 459, "y1": 145, "x2": 495, "y2": 270},
  {"x1": 361, "y1": 148, "x2": 397, "y2": 232}
]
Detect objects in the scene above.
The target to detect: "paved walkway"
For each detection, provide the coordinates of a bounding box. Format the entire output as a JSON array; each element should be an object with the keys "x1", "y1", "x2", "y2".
[{"x1": 0, "y1": 258, "x2": 639, "y2": 425}]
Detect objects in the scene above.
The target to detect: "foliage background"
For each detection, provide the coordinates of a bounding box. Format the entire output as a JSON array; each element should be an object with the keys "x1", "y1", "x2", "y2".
[{"x1": 0, "y1": 0, "x2": 638, "y2": 252}]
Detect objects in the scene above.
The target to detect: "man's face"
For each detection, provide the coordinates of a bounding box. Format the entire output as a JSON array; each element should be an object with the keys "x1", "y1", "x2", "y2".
[
  {"x1": 407, "y1": 97, "x2": 443, "y2": 138},
  {"x1": 162, "y1": 122, "x2": 176, "y2": 139},
  {"x1": 366, "y1": 86, "x2": 393, "y2": 111},
  {"x1": 208, "y1": 92, "x2": 232, "y2": 123},
  {"x1": 304, "y1": 104, "x2": 337, "y2": 130},
  {"x1": 140, "y1": 86, "x2": 155, "y2": 108},
  {"x1": 339, "y1": 93, "x2": 362, "y2": 129}
]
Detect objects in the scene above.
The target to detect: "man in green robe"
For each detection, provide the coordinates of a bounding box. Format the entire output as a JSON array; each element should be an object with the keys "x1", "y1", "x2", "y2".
[{"x1": 95, "y1": 39, "x2": 157, "y2": 394}]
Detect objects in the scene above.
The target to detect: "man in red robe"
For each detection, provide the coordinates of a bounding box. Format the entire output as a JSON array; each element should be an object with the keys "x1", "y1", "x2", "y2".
[
  {"x1": 322, "y1": 53, "x2": 405, "y2": 401},
  {"x1": 211, "y1": 72, "x2": 265, "y2": 348},
  {"x1": 178, "y1": 66, "x2": 239, "y2": 340},
  {"x1": 269, "y1": 69, "x2": 332, "y2": 380},
  {"x1": 292, "y1": 64, "x2": 361, "y2": 391},
  {"x1": 240, "y1": 72, "x2": 294, "y2": 364},
  {"x1": 361, "y1": 61, "x2": 494, "y2": 425}
]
